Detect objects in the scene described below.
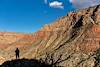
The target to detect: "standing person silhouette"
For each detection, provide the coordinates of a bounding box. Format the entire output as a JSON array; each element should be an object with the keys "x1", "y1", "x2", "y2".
[{"x1": 15, "y1": 48, "x2": 20, "y2": 59}]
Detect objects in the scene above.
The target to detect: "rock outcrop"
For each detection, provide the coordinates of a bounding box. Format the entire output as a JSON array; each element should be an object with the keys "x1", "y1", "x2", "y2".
[
  {"x1": 1, "y1": 58, "x2": 53, "y2": 67},
  {"x1": 0, "y1": 5, "x2": 100, "y2": 67}
]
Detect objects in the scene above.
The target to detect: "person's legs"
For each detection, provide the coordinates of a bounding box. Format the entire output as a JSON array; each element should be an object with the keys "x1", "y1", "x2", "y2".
[
  {"x1": 16, "y1": 54, "x2": 17, "y2": 59},
  {"x1": 18, "y1": 53, "x2": 19, "y2": 59},
  {"x1": 16, "y1": 53, "x2": 19, "y2": 59}
]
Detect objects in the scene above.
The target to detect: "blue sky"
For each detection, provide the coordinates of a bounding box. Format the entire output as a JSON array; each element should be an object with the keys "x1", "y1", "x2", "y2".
[{"x1": 0, "y1": 0, "x2": 75, "y2": 33}]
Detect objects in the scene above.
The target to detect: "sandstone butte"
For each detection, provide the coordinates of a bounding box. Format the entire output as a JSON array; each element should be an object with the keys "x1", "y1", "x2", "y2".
[{"x1": 0, "y1": 5, "x2": 100, "y2": 67}]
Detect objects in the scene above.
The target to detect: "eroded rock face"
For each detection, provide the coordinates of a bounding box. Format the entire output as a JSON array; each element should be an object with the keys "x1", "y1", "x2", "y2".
[
  {"x1": 34, "y1": 5, "x2": 100, "y2": 67},
  {"x1": 0, "y1": 5, "x2": 100, "y2": 67}
]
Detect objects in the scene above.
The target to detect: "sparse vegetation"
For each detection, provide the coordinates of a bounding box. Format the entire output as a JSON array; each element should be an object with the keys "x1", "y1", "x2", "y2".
[{"x1": 94, "y1": 49, "x2": 100, "y2": 67}]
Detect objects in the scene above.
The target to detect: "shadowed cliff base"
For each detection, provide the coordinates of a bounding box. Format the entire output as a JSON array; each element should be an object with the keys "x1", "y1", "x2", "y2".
[{"x1": 0, "y1": 58, "x2": 59, "y2": 67}]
